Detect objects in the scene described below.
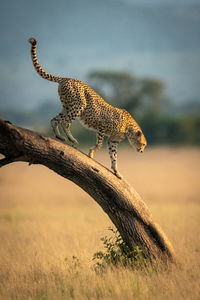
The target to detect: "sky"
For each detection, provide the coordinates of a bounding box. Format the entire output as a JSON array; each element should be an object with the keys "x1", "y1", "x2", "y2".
[
  {"x1": 122, "y1": 0, "x2": 200, "y2": 4},
  {"x1": 0, "y1": 0, "x2": 200, "y2": 111}
]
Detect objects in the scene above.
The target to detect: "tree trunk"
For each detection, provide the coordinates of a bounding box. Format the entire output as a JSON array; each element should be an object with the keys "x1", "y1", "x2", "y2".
[{"x1": 0, "y1": 119, "x2": 176, "y2": 264}]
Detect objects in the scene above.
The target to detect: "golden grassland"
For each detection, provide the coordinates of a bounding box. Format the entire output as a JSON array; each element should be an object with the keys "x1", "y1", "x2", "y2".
[{"x1": 0, "y1": 147, "x2": 200, "y2": 299}]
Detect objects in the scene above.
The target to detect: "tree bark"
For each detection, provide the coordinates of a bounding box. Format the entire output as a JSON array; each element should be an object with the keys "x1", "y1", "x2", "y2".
[{"x1": 0, "y1": 119, "x2": 176, "y2": 264}]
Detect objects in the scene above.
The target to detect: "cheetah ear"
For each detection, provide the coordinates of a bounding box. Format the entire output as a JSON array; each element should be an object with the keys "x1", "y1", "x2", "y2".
[{"x1": 136, "y1": 130, "x2": 141, "y2": 137}]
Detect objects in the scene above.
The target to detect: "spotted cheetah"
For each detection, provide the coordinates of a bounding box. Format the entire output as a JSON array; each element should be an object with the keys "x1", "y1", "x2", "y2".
[{"x1": 29, "y1": 37, "x2": 147, "y2": 178}]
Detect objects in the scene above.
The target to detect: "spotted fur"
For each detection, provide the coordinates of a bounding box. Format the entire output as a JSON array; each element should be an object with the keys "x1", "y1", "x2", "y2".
[{"x1": 29, "y1": 37, "x2": 147, "y2": 178}]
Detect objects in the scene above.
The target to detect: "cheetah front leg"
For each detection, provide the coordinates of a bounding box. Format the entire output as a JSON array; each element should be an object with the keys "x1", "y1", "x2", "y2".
[
  {"x1": 108, "y1": 139, "x2": 121, "y2": 179},
  {"x1": 89, "y1": 131, "x2": 104, "y2": 158}
]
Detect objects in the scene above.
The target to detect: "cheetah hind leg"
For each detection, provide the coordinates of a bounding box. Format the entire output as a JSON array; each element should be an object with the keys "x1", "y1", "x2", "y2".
[
  {"x1": 89, "y1": 131, "x2": 104, "y2": 158},
  {"x1": 61, "y1": 120, "x2": 78, "y2": 147},
  {"x1": 108, "y1": 139, "x2": 122, "y2": 179},
  {"x1": 50, "y1": 114, "x2": 66, "y2": 142},
  {"x1": 50, "y1": 111, "x2": 78, "y2": 145}
]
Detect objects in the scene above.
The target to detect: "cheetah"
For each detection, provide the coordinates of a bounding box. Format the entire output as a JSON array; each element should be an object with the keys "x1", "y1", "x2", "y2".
[{"x1": 29, "y1": 37, "x2": 147, "y2": 178}]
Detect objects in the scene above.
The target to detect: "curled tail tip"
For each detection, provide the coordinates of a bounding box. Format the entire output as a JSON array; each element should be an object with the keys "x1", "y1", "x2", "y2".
[{"x1": 29, "y1": 37, "x2": 37, "y2": 46}]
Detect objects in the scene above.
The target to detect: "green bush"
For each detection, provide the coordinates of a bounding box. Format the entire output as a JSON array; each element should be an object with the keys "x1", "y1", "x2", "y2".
[{"x1": 92, "y1": 228, "x2": 146, "y2": 272}]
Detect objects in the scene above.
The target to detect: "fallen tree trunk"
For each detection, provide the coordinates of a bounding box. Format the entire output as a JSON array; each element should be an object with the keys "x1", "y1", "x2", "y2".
[{"x1": 0, "y1": 119, "x2": 176, "y2": 264}]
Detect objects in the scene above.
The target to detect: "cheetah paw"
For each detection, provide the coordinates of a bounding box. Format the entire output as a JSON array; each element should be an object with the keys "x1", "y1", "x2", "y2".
[
  {"x1": 114, "y1": 171, "x2": 122, "y2": 179},
  {"x1": 69, "y1": 138, "x2": 78, "y2": 146},
  {"x1": 88, "y1": 150, "x2": 94, "y2": 158},
  {"x1": 56, "y1": 135, "x2": 66, "y2": 142}
]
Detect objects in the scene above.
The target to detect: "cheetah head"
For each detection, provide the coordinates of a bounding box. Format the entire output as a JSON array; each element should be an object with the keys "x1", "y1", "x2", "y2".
[{"x1": 127, "y1": 127, "x2": 147, "y2": 153}]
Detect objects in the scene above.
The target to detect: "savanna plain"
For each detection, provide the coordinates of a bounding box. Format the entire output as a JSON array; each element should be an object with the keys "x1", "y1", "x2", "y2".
[{"x1": 0, "y1": 147, "x2": 199, "y2": 300}]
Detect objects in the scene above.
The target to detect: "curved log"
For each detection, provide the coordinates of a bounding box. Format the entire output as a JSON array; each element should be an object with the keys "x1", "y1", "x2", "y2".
[{"x1": 0, "y1": 119, "x2": 176, "y2": 264}]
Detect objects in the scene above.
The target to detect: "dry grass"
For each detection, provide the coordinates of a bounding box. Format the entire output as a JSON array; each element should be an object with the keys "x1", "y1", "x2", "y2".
[{"x1": 0, "y1": 147, "x2": 200, "y2": 299}]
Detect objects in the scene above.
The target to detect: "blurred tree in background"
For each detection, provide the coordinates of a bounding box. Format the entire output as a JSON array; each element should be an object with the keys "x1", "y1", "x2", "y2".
[
  {"x1": 88, "y1": 71, "x2": 140, "y2": 112},
  {"x1": 87, "y1": 71, "x2": 168, "y2": 117}
]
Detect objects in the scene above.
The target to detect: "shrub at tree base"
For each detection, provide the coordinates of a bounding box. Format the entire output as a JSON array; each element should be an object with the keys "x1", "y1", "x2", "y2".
[{"x1": 92, "y1": 228, "x2": 147, "y2": 272}]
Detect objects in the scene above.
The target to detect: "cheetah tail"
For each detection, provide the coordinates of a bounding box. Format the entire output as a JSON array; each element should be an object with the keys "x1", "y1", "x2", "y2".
[{"x1": 28, "y1": 37, "x2": 63, "y2": 83}]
